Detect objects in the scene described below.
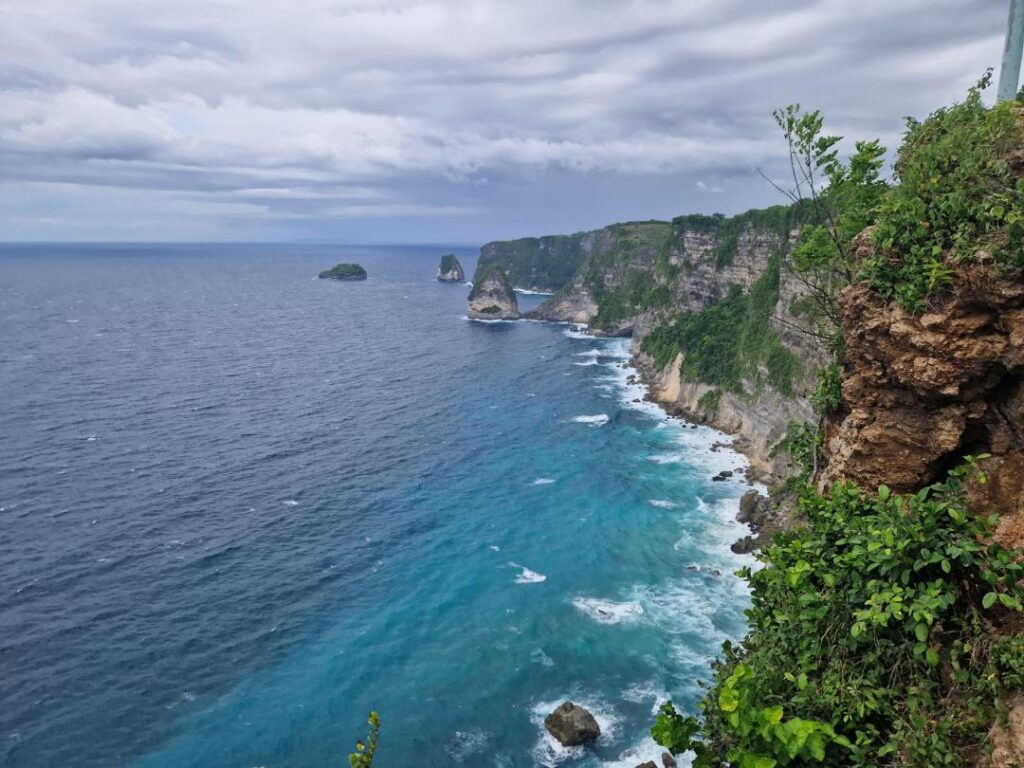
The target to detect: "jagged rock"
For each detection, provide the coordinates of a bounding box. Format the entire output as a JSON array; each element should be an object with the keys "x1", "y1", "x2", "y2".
[
  {"x1": 820, "y1": 263, "x2": 1024, "y2": 547},
  {"x1": 544, "y1": 701, "x2": 600, "y2": 746},
  {"x1": 437, "y1": 254, "x2": 465, "y2": 282},
  {"x1": 662, "y1": 752, "x2": 678, "y2": 768},
  {"x1": 731, "y1": 536, "x2": 756, "y2": 555},
  {"x1": 467, "y1": 265, "x2": 519, "y2": 320},
  {"x1": 711, "y1": 470, "x2": 733, "y2": 482},
  {"x1": 634, "y1": 762, "x2": 658, "y2": 768}
]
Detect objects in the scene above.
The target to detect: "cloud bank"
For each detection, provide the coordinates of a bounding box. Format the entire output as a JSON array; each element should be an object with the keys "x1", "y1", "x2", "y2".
[{"x1": 0, "y1": 0, "x2": 1009, "y2": 241}]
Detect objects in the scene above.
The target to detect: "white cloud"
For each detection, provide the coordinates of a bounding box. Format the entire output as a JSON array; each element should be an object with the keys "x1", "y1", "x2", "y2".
[{"x1": 0, "y1": 0, "x2": 1011, "y2": 239}]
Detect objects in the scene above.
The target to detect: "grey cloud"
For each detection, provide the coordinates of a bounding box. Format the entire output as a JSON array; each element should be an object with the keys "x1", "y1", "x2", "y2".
[{"x1": 0, "y1": 0, "x2": 1013, "y2": 241}]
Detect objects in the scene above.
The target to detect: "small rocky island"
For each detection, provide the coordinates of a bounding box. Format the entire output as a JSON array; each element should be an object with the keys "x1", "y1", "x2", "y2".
[
  {"x1": 467, "y1": 264, "x2": 519, "y2": 319},
  {"x1": 436, "y1": 253, "x2": 465, "y2": 282},
  {"x1": 318, "y1": 263, "x2": 367, "y2": 281}
]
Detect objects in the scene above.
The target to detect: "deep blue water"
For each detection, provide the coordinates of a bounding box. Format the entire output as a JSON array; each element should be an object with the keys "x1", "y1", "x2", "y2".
[{"x1": 0, "y1": 244, "x2": 755, "y2": 768}]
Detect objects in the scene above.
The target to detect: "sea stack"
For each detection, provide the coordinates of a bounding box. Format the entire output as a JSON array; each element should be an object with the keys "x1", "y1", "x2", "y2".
[
  {"x1": 318, "y1": 263, "x2": 367, "y2": 281},
  {"x1": 437, "y1": 254, "x2": 465, "y2": 282},
  {"x1": 467, "y1": 264, "x2": 518, "y2": 320}
]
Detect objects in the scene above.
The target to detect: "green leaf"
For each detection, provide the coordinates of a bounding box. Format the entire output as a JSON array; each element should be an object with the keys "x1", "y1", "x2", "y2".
[{"x1": 983, "y1": 592, "x2": 998, "y2": 609}]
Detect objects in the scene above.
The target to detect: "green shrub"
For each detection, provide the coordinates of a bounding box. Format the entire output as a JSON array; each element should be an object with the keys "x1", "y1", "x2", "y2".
[
  {"x1": 698, "y1": 389, "x2": 722, "y2": 412},
  {"x1": 811, "y1": 363, "x2": 842, "y2": 415},
  {"x1": 349, "y1": 711, "x2": 380, "y2": 768},
  {"x1": 863, "y1": 72, "x2": 1024, "y2": 311},
  {"x1": 653, "y1": 461, "x2": 1024, "y2": 767}
]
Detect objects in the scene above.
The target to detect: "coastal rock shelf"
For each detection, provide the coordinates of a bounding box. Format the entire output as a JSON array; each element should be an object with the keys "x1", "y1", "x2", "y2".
[
  {"x1": 436, "y1": 253, "x2": 465, "y2": 282},
  {"x1": 318, "y1": 263, "x2": 367, "y2": 281},
  {"x1": 467, "y1": 264, "x2": 518, "y2": 320}
]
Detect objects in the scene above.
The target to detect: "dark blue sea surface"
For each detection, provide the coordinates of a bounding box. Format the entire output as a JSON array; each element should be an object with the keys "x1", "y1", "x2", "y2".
[{"x1": 0, "y1": 244, "x2": 755, "y2": 768}]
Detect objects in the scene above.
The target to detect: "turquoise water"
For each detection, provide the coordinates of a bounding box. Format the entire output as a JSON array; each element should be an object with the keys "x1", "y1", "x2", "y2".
[{"x1": 0, "y1": 245, "x2": 755, "y2": 768}]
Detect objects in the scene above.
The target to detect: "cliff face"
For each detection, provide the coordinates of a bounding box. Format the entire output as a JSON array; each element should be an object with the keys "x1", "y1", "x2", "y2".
[
  {"x1": 437, "y1": 254, "x2": 465, "y2": 282},
  {"x1": 476, "y1": 234, "x2": 588, "y2": 293},
  {"x1": 821, "y1": 262, "x2": 1024, "y2": 547},
  {"x1": 467, "y1": 265, "x2": 519, "y2": 320},
  {"x1": 478, "y1": 206, "x2": 825, "y2": 482}
]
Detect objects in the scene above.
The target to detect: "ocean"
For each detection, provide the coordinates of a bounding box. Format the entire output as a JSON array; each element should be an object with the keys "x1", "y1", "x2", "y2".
[{"x1": 0, "y1": 244, "x2": 755, "y2": 768}]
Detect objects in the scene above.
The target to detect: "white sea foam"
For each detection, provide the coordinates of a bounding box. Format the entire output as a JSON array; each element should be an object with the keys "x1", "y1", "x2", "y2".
[
  {"x1": 445, "y1": 728, "x2": 490, "y2": 763},
  {"x1": 530, "y1": 698, "x2": 620, "y2": 767},
  {"x1": 510, "y1": 562, "x2": 547, "y2": 584},
  {"x1": 515, "y1": 288, "x2": 554, "y2": 296},
  {"x1": 572, "y1": 414, "x2": 609, "y2": 426},
  {"x1": 282, "y1": 499, "x2": 299, "y2": 507},
  {"x1": 531, "y1": 648, "x2": 555, "y2": 667},
  {"x1": 572, "y1": 597, "x2": 644, "y2": 625},
  {"x1": 574, "y1": 349, "x2": 601, "y2": 358},
  {"x1": 531, "y1": 477, "x2": 556, "y2": 486},
  {"x1": 562, "y1": 324, "x2": 592, "y2": 339},
  {"x1": 648, "y1": 499, "x2": 683, "y2": 509},
  {"x1": 621, "y1": 681, "x2": 670, "y2": 716},
  {"x1": 84, "y1": 435, "x2": 98, "y2": 441},
  {"x1": 573, "y1": 359, "x2": 599, "y2": 366},
  {"x1": 463, "y1": 315, "x2": 518, "y2": 324},
  {"x1": 647, "y1": 453, "x2": 683, "y2": 465},
  {"x1": 489, "y1": 545, "x2": 501, "y2": 552}
]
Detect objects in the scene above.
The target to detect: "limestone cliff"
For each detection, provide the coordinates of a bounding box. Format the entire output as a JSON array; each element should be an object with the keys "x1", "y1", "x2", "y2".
[
  {"x1": 480, "y1": 206, "x2": 826, "y2": 482},
  {"x1": 467, "y1": 264, "x2": 519, "y2": 320},
  {"x1": 437, "y1": 254, "x2": 465, "y2": 282}
]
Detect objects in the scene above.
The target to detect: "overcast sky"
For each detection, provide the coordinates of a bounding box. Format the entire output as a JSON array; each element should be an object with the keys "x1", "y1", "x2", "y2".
[{"x1": 0, "y1": 0, "x2": 1012, "y2": 243}]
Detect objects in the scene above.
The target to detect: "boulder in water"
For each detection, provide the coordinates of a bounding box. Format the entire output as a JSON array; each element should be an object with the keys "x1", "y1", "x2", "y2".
[{"x1": 544, "y1": 701, "x2": 600, "y2": 746}]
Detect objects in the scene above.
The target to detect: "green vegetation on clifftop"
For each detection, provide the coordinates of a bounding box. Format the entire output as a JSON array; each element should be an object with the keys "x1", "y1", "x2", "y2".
[
  {"x1": 476, "y1": 234, "x2": 588, "y2": 292},
  {"x1": 640, "y1": 252, "x2": 802, "y2": 396},
  {"x1": 318, "y1": 263, "x2": 367, "y2": 280}
]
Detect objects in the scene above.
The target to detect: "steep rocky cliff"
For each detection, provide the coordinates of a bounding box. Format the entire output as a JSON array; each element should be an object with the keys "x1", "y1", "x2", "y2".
[
  {"x1": 480, "y1": 206, "x2": 825, "y2": 481},
  {"x1": 437, "y1": 253, "x2": 465, "y2": 282},
  {"x1": 821, "y1": 259, "x2": 1024, "y2": 549},
  {"x1": 467, "y1": 264, "x2": 519, "y2": 320}
]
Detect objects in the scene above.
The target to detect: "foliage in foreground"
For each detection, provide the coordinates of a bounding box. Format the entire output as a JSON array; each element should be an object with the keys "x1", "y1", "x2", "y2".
[
  {"x1": 349, "y1": 711, "x2": 380, "y2": 768},
  {"x1": 653, "y1": 462, "x2": 1024, "y2": 767}
]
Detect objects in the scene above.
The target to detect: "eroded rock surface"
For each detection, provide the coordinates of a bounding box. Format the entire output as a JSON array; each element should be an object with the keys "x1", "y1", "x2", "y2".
[{"x1": 821, "y1": 264, "x2": 1024, "y2": 546}]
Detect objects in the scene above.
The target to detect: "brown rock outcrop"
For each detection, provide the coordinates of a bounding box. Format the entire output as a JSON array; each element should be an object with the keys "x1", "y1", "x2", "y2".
[{"x1": 821, "y1": 263, "x2": 1024, "y2": 546}]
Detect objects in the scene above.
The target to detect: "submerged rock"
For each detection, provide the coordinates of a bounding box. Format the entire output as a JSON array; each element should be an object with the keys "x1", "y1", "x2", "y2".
[
  {"x1": 437, "y1": 253, "x2": 465, "y2": 282},
  {"x1": 544, "y1": 701, "x2": 600, "y2": 746},
  {"x1": 662, "y1": 752, "x2": 678, "y2": 768},
  {"x1": 318, "y1": 263, "x2": 367, "y2": 281},
  {"x1": 467, "y1": 264, "x2": 519, "y2": 320}
]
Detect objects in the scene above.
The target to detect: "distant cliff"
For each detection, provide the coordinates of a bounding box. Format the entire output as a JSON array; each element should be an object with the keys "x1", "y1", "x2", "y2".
[
  {"x1": 475, "y1": 234, "x2": 589, "y2": 293},
  {"x1": 478, "y1": 206, "x2": 825, "y2": 481}
]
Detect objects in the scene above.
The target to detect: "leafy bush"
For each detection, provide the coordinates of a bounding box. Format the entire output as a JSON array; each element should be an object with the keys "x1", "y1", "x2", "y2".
[
  {"x1": 349, "y1": 711, "x2": 380, "y2": 768},
  {"x1": 863, "y1": 72, "x2": 1024, "y2": 311},
  {"x1": 653, "y1": 461, "x2": 1024, "y2": 767},
  {"x1": 698, "y1": 388, "x2": 722, "y2": 412},
  {"x1": 811, "y1": 363, "x2": 842, "y2": 415}
]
